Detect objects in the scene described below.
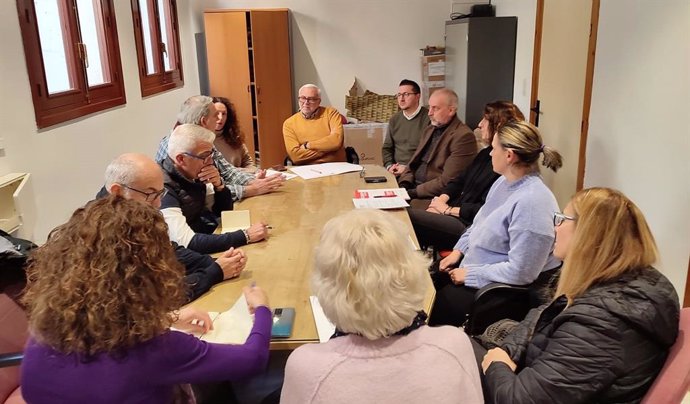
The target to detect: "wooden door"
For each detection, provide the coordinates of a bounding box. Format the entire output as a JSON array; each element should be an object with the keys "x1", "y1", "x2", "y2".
[
  {"x1": 530, "y1": 0, "x2": 598, "y2": 208},
  {"x1": 251, "y1": 10, "x2": 293, "y2": 168},
  {"x1": 204, "y1": 11, "x2": 255, "y2": 155}
]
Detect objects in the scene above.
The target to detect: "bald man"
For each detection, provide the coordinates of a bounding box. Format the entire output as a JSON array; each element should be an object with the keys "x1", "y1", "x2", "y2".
[{"x1": 96, "y1": 153, "x2": 246, "y2": 301}]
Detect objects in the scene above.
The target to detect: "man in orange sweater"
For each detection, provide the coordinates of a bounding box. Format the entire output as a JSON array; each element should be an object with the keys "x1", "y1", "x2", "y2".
[{"x1": 283, "y1": 84, "x2": 346, "y2": 165}]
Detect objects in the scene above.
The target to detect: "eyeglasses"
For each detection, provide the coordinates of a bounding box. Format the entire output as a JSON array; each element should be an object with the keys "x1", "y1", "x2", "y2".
[
  {"x1": 182, "y1": 151, "x2": 214, "y2": 162},
  {"x1": 395, "y1": 92, "x2": 418, "y2": 99},
  {"x1": 298, "y1": 96, "x2": 320, "y2": 104},
  {"x1": 553, "y1": 212, "x2": 577, "y2": 227},
  {"x1": 122, "y1": 185, "x2": 168, "y2": 202}
]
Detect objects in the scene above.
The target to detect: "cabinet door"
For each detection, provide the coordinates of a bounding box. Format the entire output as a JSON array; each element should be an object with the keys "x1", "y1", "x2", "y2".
[
  {"x1": 204, "y1": 11, "x2": 255, "y2": 155},
  {"x1": 251, "y1": 10, "x2": 293, "y2": 168}
]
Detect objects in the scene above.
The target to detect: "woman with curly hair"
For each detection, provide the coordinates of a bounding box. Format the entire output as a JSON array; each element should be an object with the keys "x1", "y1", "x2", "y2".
[
  {"x1": 212, "y1": 96, "x2": 257, "y2": 172},
  {"x1": 21, "y1": 196, "x2": 271, "y2": 404},
  {"x1": 480, "y1": 187, "x2": 680, "y2": 403}
]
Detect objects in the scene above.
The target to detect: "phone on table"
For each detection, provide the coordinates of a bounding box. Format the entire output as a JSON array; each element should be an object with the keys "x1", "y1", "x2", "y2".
[
  {"x1": 364, "y1": 176, "x2": 387, "y2": 183},
  {"x1": 271, "y1": 307, "x2": 295, "y2": 338}
]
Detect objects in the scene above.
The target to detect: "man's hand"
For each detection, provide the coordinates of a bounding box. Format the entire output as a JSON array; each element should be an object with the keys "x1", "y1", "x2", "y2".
[
  {"x1": 172, "y1": 307, "x2": 213, "y2": 333},
  {"x1": 215, "y1": 247, "x2": 247, "y2": 280},
  {"x1": 439, "y1": 250, "x2": 462, "y2": 271},
  {"x1": 389, "y1": 163, "x2": 407, "y2": 176},
  {"x1": 198, "y1": 164, "x2": 223, "y2": 190},
  {"x1": 245, "y1": 174, "x2": 285, "y2": 197},
  {"x1": 255, "y1": 169, "x2": 267, "y2": 179},
  {"x1": 246, "y1": 222, "x2": 269, "y2": 243}
]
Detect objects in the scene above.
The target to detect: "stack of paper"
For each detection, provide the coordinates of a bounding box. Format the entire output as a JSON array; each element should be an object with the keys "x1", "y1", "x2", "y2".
[
  {"x1": 309, "y1": 296, "x2": 336, "y2": 343},
  {"x1": 221, "y1": 210, "x2": 250, "y2": 233},
  {"x1": 288, "y1": 162, "x2": 364, "y2": 180},
  {"x1": 352, "y1": 197, "x2": 409, "y2": 209},
  {"x1": 353, "y1": 188, "x2": 411, "y2": 200},
  {"x1": 182, "y1": 294, "x2": 254, "y2": 344},
  {"x1": 265, "y1": 169, "x2": 298, "y2": 180}
]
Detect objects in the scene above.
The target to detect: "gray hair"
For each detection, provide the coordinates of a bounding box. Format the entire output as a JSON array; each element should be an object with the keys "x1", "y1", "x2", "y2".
[
  {"x1": 167, "y1": 124, "x2": 216, "y2": 159},
  {"x1": 299, "y1": 84, "x2": 321, "y2": 96},
  {"x1": 432, "y1": 88, "x2": 459, "y2": 109},
  {"x1": 104, "y1": 155, "x2": 138, "y2": 190},
  {"x1": 176, "y1": 95, "x2": 214, "y2": 125}
]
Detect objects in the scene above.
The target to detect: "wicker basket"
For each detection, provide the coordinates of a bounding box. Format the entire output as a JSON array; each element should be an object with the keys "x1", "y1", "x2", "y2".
[{"x1": 346, "y1": 90, "x2": 399, "y2": 123}]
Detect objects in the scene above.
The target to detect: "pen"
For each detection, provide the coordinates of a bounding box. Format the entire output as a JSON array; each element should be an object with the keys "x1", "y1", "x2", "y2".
[
  {"x1": 310, "y1": 169, "x2": 323, "y2": 174},
  {"x1": 374, "y1": 195, "x2": 395, "y2": 198}
]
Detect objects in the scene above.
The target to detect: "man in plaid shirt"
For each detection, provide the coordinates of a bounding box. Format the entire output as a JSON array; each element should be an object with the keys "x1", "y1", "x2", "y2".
[{"x1": 155, "y1": 96, "x2": 284, "y2": 201}]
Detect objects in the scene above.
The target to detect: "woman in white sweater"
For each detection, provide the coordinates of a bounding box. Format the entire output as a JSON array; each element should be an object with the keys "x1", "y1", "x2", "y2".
[{"x1": 280, "y1": 209, "x2": 483, "y2": 404}]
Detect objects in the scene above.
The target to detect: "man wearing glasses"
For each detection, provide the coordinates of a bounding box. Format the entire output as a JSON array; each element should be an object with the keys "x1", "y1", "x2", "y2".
[
  {"x1": 97, "y1": 153, "x2": 247, "y2": 301},
  {"x1": 382, "y1": 79, "x2": 430, "y2": 176},
  {"x1": 159, "y1": 124, "x2": 268, "y2": 254},
  {"x1": 283, "y1": 84, "x2": 346, "y2": 165}
]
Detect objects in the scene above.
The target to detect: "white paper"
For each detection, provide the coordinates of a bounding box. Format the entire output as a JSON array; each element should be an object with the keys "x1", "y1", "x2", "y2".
[
  {"x1": 428, "y1": 61, "x2": 445, "y2": 76},
  {"x1": 221, "y1": 210, "x2": 250, "y2": 233},
  {"x1": 199, "y1": 294, "x2": 254, "y2": 344},
  {"x1": 354, "y1": 188, "x2": 411, "y2": 200},
  {"x1": 309, "y1": 296, "x2": 336, "y2": 343},
  {"x1": 289, "y1": 163, "x2": 364, "y2": 180},
  {"x1": 266, "y1": 169, "x2": 298, "y2": 180},
  {"x1": 352, "y1": 196, "x2": 409, "y2": 209}
]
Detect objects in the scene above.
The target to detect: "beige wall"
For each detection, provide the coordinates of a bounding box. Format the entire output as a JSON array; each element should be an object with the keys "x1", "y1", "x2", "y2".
[
  {"x1": 0, "y1": 1, "x2": 203, "y2": 242},
  {"x1": 585, "y1": 0, "x2": 689, "y2": 296}
]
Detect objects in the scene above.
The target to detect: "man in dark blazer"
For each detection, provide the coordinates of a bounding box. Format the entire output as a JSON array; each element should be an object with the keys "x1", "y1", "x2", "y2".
[{"x1": 398, "y1": 88, "x2": 477, "y2": 208}]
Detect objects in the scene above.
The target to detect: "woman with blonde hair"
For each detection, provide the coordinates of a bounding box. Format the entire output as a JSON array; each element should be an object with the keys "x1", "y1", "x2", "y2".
[
  {"x1": 21, "y1": 196, "x2": 272, "y2": 404},
  {"x1": 481, "y1": 187, "x2": 680, "y2": 403},
  {"x1": 280, "y1": 209, "x2": 483, "y2": 404},
  {"x1": 430, "y1": 120, "x2": 563, "y2": 326}
]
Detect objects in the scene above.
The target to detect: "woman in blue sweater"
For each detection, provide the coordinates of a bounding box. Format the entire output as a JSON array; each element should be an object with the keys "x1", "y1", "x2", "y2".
[
  {"x1": 21, "y1": 196, "x2": 272, "y2": 404},
  {"x1": 429, "y1": 121, "x2": 563, "y2": 326}
]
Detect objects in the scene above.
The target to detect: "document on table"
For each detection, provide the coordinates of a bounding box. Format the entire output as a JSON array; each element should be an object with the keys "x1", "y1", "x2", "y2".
[
  {"x1": 289, "y1": 162, "x2": 364, "y2": 180},
  {"x1": 353, "y1": 188, "x2": 411, "y2": 200},
  {"x1": 266, "y1": 169, "x2": 298, "y2": 180},
  {"x1": 352, "y1": 196, "x2": 409, "y2": 209},
  {"x1": 309, "y1": 296, "x2": 336, "y2": 343},
  {"x1": 221, "y1": 210, "x2": 250, "y2": 233},
  {"x1": 176, "y1": 294, "x2": 254, "y2": 344}
]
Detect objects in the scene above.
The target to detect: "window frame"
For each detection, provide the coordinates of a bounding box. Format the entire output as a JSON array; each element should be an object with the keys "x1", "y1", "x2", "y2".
[
  {"x1": 130, "y1": 0, "x2": 184, "y2": 97},
  {"x1": 16, "y1": 0, "x2": 126, "y2": 129}
]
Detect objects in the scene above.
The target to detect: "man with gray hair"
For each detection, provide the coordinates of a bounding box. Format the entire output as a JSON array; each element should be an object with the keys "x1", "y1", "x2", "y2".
[
  {"x1": 155, "y1": 95, "x2": 284, "y2": 201},
  {"x1": 159, "y1": 124, "x2": 268, "y2": 254},
  {"x1": 398, "y1": 88, "x2": 477, "y2": 207},
  {"x1": 283, "y1": 84, "x2": 345, "y2": 165},
  {"x1": 96, "y1": 152, "x2": 247, "y2": 300}
]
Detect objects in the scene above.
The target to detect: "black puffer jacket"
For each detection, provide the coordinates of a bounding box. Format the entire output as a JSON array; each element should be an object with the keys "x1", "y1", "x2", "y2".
[{"x1": 485, "y1": 266, "x2": 679, "y2": 404}]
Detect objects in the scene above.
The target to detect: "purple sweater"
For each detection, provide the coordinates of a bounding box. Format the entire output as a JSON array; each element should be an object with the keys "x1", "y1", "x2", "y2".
[{"x1": 21, "y1": 306, "x2": 272, "y2": 404}]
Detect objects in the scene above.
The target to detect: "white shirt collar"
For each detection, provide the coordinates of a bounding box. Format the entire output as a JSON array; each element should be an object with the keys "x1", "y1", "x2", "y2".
[{"x1": 403, "y1": 104, "x2": 422, "y2": 120}]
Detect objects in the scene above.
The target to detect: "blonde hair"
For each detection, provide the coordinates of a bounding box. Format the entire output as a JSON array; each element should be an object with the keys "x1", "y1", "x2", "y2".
[
  {"x1": 22, "y1": 196, "x2": 186, "y2": 357},
  {"x1": 555, "y1": 187, "x2": 658, "y2": 301},
  {"x1": 496, "y1": 121, "x2": 562, "y2": 172},
  {"x1": 312, "y1": 210, "x2": 431, "y2": 340}
]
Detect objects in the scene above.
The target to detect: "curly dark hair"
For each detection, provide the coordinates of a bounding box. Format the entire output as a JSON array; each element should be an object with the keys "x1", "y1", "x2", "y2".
[
  {"x1": 22, "y1": 196, "x2": 187, "y2": 357},
  {"x1": 212, "y1": 96, "x2": 245, "y2": 147},
  {"x1": 484, "y1": 101, "x2": 525, "y2": 136}
]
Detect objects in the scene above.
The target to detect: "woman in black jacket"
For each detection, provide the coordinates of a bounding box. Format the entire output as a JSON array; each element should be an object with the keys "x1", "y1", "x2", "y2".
[
  {"x1": 481, "y1": 187, "x2": 680, "y2": 404},
  {"x1": 408, "y1": 101, "x2": 523, "y2": 250}
]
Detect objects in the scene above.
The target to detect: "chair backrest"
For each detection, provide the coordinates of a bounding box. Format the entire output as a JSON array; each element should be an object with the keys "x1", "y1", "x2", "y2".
[
  {"x1": 0, "y1": 294, "x2": 28, "y2": 403},
  {"x1": 642, "y1": 307, "x2": 690, "y2": 404},
  {"x1": 345, "y1": 146, "x2": 359, "y2": 164}
]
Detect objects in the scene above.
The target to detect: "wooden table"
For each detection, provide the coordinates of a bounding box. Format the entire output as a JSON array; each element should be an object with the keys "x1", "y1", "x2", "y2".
[{"x1": 189, "y1": 165, "x2": 435, "y2": 349}]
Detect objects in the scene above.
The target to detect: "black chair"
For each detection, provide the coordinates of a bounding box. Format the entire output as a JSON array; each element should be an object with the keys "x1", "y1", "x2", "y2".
[
  {"x1": 284, "y1": 146, "x2": 359, "y2": 166},
  {"x1": 463, "y1": 266, "x2": 561, "y2": 336}
]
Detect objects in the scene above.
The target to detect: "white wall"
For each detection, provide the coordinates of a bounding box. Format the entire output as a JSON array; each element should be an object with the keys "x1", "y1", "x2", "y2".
[
  {"x1": 586, "y1": 0, "x2": 690, "y2": 296},
  {"x1": 0, "y1": 1, "x2": 203, "y2": 242},
  {"x1": 201, "y1": 0, "x2": 454, "y2": 112},
  {"x1": 494, "y1": 0, "x2": 536, "y2": 116}
]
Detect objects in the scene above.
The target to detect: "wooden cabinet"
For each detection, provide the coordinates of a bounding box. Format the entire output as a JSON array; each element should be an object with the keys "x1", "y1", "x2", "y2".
[{"x1": 204, "y1": 9, "x2": 293, "y2": 168}]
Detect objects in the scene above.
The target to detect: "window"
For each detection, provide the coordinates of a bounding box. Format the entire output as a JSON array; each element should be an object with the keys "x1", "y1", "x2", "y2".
[
  {"x1": 17, "y1": 0, "x2": 126, "y2": 129},
  {"x1": 131, "y1": 0, "x2": 183, "y2": 97}
]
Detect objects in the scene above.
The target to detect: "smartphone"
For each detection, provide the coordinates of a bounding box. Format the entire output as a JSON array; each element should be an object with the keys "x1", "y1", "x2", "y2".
[
  {"x1": 271, "y1": 307, "x2": 295, "y2": 338},
  {"x1": 364, "y1": 176, "x2": 387, "y2": 183}
]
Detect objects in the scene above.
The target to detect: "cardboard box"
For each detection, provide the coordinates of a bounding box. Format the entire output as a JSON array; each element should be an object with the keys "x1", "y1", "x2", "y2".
[
  {"x1": 343, "y1": 123, "x2": 387, "y2": 166},
  {"x1": 422, "y1": 54, "x2": 445, "y2": 82}
]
